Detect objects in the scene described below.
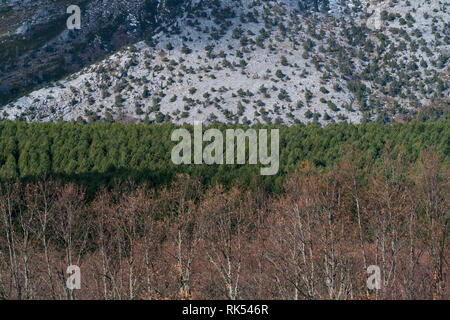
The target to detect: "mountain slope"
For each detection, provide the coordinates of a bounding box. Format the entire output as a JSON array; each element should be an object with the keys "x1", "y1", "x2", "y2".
[
  {"x1": 0, "y1": 0, "x2": 188, "y2": 104},
  {"x1": 1, "y1": 0, "x2": 449, "y2": 125}
]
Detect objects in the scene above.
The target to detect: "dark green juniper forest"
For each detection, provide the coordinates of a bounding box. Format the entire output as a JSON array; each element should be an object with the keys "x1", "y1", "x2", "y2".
[
  {"x1": 0, "y1": 120, "x2": 448, "y2": 195},
  {"x1": 0, "y1": 0, "x2": 448, "y2": 301}
]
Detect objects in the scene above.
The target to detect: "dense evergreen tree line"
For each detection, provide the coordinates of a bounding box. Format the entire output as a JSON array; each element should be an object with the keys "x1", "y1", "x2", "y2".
[{"x1": 0, "y1": 120, "x2": 448, "y2": 195}]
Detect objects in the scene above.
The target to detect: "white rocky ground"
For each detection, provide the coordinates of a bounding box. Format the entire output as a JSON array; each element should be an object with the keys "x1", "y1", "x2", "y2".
[{"x1": 2, "y1": 0, "x2": 449, "y2": 125}]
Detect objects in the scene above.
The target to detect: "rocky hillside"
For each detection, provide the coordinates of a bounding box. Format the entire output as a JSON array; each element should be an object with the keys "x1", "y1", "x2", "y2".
[
  {"x1": 1, "y1": 0, "x2": 449, "y2": 125},
  {"x1": 0, "y1": 0, "x2": 187, "y2": 104}
]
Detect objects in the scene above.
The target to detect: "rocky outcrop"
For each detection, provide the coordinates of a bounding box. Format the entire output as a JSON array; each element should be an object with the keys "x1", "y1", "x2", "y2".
[{"x1": 0, "y1": 0, "x2": 192, "y2": 105}]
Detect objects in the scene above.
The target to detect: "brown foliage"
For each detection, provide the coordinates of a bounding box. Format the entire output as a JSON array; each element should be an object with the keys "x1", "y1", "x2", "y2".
[{"x1": 0, "y1": 152, "x2": 448, "y2": 300}]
